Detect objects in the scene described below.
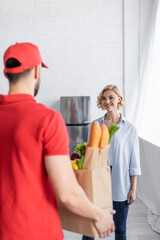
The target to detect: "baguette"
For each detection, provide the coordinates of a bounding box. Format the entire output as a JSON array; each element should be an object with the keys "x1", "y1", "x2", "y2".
[
  {"x1": 88, "y1": 121, "x2": 101, "y2": 148},
  {"x1": 99, "y1": 124, "x2": 109, "y2": 148}
]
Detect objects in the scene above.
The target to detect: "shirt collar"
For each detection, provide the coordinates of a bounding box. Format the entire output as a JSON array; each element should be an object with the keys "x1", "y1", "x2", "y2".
[
  {"x1": 120, "y1": 114, "x2": 127, "y2": 124},
  {"x1": 100, "y1": 116, "x2": 105, "y2": 124},
  {"x1": 101, "y1": 113, "x2": 127, "y2": 125},
  {"x1": 0, "y1": 94, "x2": 35, "y2": 105}
]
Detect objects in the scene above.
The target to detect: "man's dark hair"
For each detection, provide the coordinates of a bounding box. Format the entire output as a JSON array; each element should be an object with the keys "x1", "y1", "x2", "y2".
[{"x1": 5, "y1": 58, "x2": 32, "y2": 84}]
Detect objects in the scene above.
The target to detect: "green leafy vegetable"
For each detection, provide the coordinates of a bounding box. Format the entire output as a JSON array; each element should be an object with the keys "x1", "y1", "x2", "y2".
[
  {"x1": 108, "y1": 123, "x2": 119, "y2": 144},
  {"x1": 74, "y1": 142, "x2": 87, "y2": 170}
]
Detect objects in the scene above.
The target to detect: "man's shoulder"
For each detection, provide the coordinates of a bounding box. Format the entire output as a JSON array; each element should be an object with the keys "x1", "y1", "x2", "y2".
[
  {"x1": 33, "y1": 102, "x2": 63, "y2": 123},
  {"x1": 36, "y1": 102, "x2": 56, "y2": 114}
]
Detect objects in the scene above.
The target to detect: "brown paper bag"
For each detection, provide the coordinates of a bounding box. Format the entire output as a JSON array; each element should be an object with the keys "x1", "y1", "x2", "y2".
[
  {"x1": 83, "y1": 145, "x2": 109, "y2": 169},
  {"x1": 58, "y1": 145, "x2": 112, "y2": 238}
]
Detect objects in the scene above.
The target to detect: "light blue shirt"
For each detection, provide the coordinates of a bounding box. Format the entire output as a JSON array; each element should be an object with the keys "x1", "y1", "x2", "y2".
[{"x1": 90, "y1": 114, "x2": 141, "y2": 201}]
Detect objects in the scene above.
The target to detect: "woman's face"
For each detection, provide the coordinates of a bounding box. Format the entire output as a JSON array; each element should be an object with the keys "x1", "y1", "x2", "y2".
[{"x1": 101, "y1": 90, "x2": 121, "y2": 112}]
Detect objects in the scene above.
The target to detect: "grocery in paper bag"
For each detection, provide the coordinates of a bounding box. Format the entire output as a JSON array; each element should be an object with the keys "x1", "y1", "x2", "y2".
[{"x1": 58, "y1": 122, "x2": 119, "y2": 238}]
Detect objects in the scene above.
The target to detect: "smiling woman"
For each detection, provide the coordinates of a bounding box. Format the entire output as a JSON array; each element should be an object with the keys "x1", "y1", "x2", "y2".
[{"x1": 82, "y1": 84, "x2": 141, "y2": 240}]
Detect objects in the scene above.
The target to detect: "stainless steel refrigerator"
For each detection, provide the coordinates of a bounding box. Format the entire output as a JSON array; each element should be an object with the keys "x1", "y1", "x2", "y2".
[{"x1": 60, "y1": 96, "x2": 91, "y2": 153}]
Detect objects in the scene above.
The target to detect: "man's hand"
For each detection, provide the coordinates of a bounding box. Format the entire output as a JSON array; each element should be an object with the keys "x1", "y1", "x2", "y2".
[{"x1": 94, "y1": 208, "x2": 115, "y2": 238}]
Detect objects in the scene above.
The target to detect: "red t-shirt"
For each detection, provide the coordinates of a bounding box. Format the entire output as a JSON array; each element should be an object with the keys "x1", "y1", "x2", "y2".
[{"x1": 0, "y1": 94, "x2": 70, "y2": 240}]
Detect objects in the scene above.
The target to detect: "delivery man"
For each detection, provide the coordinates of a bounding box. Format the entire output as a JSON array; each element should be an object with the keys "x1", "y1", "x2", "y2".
[{"x1": 0, "y1": 42, "x2": 115, "y2": 240}]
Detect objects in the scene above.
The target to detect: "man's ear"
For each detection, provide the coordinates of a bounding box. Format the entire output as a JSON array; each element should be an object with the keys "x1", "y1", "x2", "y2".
[
  {"x1": 34, "y1": 65, "x2": 41, "y2": 80},
  {"x1": 34, "y1": 66, "x2": 38, "y2": 79}
]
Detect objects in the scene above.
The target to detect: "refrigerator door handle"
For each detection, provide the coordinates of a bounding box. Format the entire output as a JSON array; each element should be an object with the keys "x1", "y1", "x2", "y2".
[{"x1": 66, "y1": 123, "x2": 90, "y2": 127}]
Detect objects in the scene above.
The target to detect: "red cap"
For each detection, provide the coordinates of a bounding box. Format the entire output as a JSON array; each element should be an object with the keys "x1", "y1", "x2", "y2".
[{"x1": 4, "y1": 42, "x2": 48, "y2": 73}]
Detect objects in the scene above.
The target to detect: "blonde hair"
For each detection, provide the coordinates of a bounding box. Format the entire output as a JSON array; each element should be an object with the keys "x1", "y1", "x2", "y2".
[{"x1": 97, "y1": 84, "x2": 124, "y2": 110}]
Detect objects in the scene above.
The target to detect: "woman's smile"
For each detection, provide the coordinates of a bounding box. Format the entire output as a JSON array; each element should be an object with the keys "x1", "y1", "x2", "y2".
[{"x1": 105, "y1": 103, "x2": 113, "y2": 109}]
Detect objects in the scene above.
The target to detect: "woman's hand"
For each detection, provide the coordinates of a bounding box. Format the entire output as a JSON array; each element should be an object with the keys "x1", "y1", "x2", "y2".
[
  {"x1": 127, "y1": 189, "x2": 136, "y2": 206},
  {"x1": 127, "y1": 176, "x2": 137, "y2": 206}
]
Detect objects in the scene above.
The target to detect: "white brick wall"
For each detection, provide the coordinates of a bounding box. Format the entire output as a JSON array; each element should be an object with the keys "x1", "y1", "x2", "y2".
[{"x1": 0, "y1": 0, "x2": 152, "y2": 121}]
